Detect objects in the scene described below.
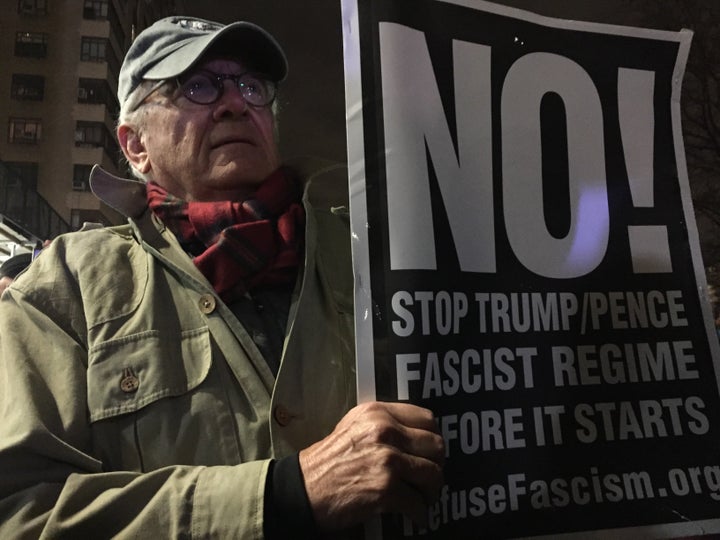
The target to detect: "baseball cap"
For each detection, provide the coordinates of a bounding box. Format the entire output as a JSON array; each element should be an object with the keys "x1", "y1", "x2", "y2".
[{"x1": 118, "y1": 16, "x2": 288, "y2": 108}]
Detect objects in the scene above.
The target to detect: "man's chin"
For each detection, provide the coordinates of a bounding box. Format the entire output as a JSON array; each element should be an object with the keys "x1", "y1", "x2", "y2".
[{"x1": 196, "y1": 174, "x2": 267, "y2": 201}]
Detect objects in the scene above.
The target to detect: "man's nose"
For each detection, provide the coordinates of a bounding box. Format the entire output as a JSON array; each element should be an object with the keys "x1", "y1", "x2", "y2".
[{"x1": 213, "y1": 80, "x2": 248, "y2": 118}]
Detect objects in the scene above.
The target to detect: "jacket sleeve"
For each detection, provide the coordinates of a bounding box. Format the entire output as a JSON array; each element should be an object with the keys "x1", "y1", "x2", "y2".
[{"x1": 0, "y1": 280, "x2": 270, "y2": 539}]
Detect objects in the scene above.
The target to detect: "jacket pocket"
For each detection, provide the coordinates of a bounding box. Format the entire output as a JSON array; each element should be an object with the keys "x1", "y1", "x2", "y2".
[{"x1": 87, "y1": 327, "x2": 211, "y2": 422}]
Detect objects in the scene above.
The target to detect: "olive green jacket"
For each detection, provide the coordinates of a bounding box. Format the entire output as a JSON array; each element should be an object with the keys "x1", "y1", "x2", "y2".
[{"x1": 0, "y1": 168, "x2": 356, "y2": 538}]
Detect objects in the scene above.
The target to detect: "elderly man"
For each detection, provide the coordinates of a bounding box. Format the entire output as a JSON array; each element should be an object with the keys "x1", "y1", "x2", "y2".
[{"x1": 0, "y1": 16, "x2": 443, "y2": 538}]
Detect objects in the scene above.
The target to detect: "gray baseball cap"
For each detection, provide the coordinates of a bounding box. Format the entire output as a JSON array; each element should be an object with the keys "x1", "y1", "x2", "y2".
[{"x1": 118, "y1": 16, "x2": 287, "y2": 108}]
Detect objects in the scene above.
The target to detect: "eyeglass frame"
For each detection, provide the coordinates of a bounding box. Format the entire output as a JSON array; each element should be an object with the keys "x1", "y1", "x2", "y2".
[{"x1": 127, "y1": 69, "x2": 278, "y2": 112}]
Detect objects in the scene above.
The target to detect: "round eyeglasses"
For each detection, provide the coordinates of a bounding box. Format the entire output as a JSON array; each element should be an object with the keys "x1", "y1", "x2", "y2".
[{"x1": 177, "y1": 70, "x2": 277, "y2": 108}]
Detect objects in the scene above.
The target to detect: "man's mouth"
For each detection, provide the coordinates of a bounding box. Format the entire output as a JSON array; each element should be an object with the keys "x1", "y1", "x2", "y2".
[{"x1": 211, "y1": 137, "x2": 255, "y2": 149}]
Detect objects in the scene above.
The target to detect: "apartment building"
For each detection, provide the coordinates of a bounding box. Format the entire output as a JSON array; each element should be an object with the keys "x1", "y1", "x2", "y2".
[{"x1": 0, "y1": 0, "x2": 182, "y2": 261}]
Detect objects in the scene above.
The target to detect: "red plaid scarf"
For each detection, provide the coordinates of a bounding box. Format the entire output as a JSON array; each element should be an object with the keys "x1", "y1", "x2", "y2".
[{"x1": 146, "y1": 167, "x2": 305, "y2": 303}]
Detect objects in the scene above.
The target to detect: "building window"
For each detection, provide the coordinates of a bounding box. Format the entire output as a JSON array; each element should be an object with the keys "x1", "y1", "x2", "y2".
[
  {"x1": 75, "y1": 121, "x2": 113, "y2": 152},
  {"x1": 18, "y1": 0, "x2": 47, "y2": 15},
  {"x1": 11, "y1": 74, "x2": 44, "y2": 101},
  {"x1": 78, "y1": 78, "x2": 107, "y2": 104},
  {"x1": 4, "y1": 162, "x2": 39, "y2": 189},
  {"x1": 74, "y1": 122, "x2": 119, "y2": 166},
  {"x1": 80, "y1": 37, "x2": 107, "y2": 62},
  {"x1": 75, "y1": 121, "x2": 107, "y2": 148},
  {"x1": 78, "y1": 78, "x2": 118, "y2": 116},
  {"x1": 83, "y1": 0, "x2": 108, "y2": 19},
  {"x1": 15, "y1": 32, "x2": 48, "y2": 58},
  {"x1": 73, "y1": 165, "x2": 93, "y2": 191},
  {"x1": 8, "y1": 118, "x2": 42, "y2": 144}
]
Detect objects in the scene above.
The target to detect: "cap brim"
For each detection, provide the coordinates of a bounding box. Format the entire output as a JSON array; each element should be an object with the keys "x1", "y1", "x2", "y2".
[{"x1": 143, "y1": 21, "x2": 287, "y2": 82}]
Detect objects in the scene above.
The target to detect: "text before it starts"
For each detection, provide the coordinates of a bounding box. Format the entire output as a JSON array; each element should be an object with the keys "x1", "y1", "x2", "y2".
[{"x1": 438, "y1": 396, "x2": 709, "y2": 456}]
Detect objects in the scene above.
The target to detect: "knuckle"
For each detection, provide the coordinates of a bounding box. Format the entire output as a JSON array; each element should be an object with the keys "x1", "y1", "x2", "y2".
[
  {"x1": 376, "y1": 445, "x2": 401, "y2": 469},
  {"x1": 360, "y1": 401, "x2": 385, "y2": 414},
  {"x1": 366, "y1": 421, "x2": 398, "y2": 445}
]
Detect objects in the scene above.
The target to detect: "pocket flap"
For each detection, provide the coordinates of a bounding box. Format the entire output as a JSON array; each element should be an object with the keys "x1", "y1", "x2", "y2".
[{"x1": 87, "y1": 327, "x2": 211, "y2": 422}]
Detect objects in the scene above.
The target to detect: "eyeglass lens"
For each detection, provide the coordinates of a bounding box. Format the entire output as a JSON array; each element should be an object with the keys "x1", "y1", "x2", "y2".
[{"x1": 180, "y1": 71, "x2": 276, "y2": 107}]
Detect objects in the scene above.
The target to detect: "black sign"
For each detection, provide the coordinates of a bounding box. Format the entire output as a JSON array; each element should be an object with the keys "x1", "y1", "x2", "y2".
[{"x1": 342, "y1": 0, "x2": 720, "y2": 538}]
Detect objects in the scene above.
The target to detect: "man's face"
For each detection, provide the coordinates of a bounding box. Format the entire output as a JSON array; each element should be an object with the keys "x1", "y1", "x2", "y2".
[{"x1": 127, "y1": 57, "x2": 280, "y2": 201}]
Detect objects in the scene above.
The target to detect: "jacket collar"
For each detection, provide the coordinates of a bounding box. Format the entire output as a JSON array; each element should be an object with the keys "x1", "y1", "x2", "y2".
[{"x1": 89, "y1": 165, "x2": 148, "y2": 219}]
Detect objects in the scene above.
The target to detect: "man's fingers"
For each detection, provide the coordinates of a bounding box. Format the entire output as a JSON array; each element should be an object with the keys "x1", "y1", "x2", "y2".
[
  {"x1": 380, "y1": 401, "x2": 439, "y2": 432},
  {"x1": 395, "y1": 450, "x2": 444, "y2": 502},
  {"x1": 399, "y1": 424, "x2": 445, "y2": 464},
  {"x1": 348, "y1": 402, "x2": 444, "y2": 463},
  {"x1": 378, "y1": 454, "x2": 446, "y2": 527},
  {"x1": 301, "y1": 401, "x2": 447, "y2": 531}
]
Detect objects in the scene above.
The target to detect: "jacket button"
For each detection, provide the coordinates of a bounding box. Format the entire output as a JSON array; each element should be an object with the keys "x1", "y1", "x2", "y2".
[
  {"x1": 120, "y1": 368, "x2": 139, "y2": 393},
  {"x1": 198, "y1": 294, "x2": 216, "y2": 314},
  {"x1": 274, "y1": 405, "x2": 293, "y2": 426}
]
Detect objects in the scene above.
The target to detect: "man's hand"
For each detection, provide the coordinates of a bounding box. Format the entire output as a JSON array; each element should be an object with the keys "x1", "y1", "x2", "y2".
[{"x1": 298, "y1": 401, "x2": 445, "y2": 531}]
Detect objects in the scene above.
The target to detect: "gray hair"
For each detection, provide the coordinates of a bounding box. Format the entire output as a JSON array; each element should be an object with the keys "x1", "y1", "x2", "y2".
[{"x1": 116, "y1": 80, "x2": 172, "y2": 182}]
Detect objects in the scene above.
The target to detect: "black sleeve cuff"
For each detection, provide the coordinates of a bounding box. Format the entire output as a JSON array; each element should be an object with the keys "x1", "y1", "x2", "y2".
[{"x1": 263, "y1": 454, "x2": 317, "y2": 539}]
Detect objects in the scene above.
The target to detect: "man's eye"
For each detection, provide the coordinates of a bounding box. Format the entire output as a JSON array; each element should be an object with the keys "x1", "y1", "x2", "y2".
[
  {"x1": 184, "y1": 76, "x2": 213, "y2": 94},
  {"x1": 244, "y1": 83, "x2": 260, "y2": 94},
  {"x1": 242, "y1": 78, "x2": 265, "y2": 96}
]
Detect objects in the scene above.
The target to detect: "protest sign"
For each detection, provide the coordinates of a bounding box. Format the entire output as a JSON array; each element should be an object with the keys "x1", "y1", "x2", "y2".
[{"x1": 341, "y1": 0, "x2": 720, "y2": 538}]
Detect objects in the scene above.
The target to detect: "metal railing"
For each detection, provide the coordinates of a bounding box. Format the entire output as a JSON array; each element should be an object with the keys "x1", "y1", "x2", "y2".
[{"x1": 0, "y1": 160, "x2": 71, "y2": 241}]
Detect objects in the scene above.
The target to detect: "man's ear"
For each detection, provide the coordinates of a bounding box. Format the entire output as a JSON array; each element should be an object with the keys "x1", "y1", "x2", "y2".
[{"x1": 117, "y1": 124, "x2": 150, "y2": 174}]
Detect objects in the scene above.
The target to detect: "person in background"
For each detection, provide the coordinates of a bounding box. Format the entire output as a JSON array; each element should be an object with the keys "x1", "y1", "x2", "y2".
[
  {"x1": 0, "y1": 16, "x2": 444, "y2": 538},
  {"x1": 0, "y1": 252, "x2": 31, "y2": 297}
]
